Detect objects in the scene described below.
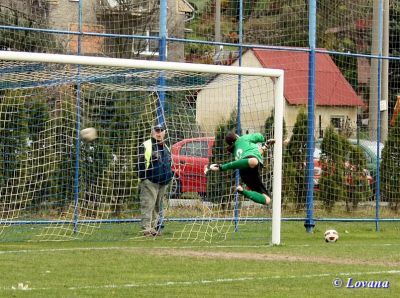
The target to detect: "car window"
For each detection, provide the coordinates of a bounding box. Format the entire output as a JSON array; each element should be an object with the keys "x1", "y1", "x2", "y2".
[
  {"x1": 350, "y1": 139, "x2": 384, "y2": 160},
  {"x1": 349, "y1": 143, "x2": 373, "y2": 163},
  {"x1": 314, "y1": 148, "x2": 321, "y2": 159},
  {"x1": 180, "y1": 141, "x2": 209, "y2": 158},
  {"x1": 362, "y1": 150, "x2": 372, "y2": 163}
]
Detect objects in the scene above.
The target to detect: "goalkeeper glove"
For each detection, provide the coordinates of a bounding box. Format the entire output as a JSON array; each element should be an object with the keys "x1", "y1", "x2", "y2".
[
  {"x1": 261, "y1": 138, "x2": 275, "y2": 151},
  {"x1": 204, "y1": 164, "x2": 221, "y2": 175}
]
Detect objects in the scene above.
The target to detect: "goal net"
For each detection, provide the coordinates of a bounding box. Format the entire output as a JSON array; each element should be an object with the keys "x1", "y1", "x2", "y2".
[{"x1": 0, "y1": 51, "x2": 283, "y2": 244}]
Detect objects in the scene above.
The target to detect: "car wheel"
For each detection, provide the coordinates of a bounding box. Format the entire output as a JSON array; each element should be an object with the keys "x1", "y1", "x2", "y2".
[{"x1": 169, "y1": 177, "x2": 181, "y2": 198}]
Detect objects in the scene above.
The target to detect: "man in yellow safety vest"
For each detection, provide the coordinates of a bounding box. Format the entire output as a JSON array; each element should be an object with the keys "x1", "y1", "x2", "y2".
[{"x1": 137, "y1": 124, "x2": 172, "y2": 236}]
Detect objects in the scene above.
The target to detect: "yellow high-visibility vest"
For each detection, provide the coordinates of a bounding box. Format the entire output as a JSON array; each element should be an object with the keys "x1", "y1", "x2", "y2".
[
  {"x1": 143, "y1": 139, "x2": 152, "y2": 169},
  {"x1": 143, "y1": 139, "x2": 170, "y2": 169}
]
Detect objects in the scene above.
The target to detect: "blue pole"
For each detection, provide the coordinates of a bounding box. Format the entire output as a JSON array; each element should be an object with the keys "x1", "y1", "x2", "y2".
[
  {"x1": 234, "y1": 0, "x2": 244, "y2": 232},
  {"x1": 156, "y1": 0, "x2": 168, "y2": 232},
  {"x1": 73, "y1": 0, "x2": 83, "y2": 234},
  {"x1": 304, "y1": 0, "x2": 317, "y2": 233},
  {"x1": 157, "y1": 0, "x2": 167, "y2": 125},
  {"x1": 375, "y1": 0, "x2": 384, "y2": 232},
  {"x1": 159, "y1": 0, "x2": 167, "y2": 63}
]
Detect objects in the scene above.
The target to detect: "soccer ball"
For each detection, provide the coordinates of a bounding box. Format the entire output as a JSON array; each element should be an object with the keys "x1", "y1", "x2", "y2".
[
  {"x1": 80, "y1": 127, "x2": 98, "y2": 142},
  {"x1": 324, "y1": 229, "x2": 339, "y2": 243}
]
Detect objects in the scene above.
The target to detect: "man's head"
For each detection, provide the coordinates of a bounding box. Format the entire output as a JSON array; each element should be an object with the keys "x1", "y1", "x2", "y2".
[
  {"x1": 225, "y1": 131, "x2": 238, "y2": 153},
  {"x1": 225, "y1": 131, "x2": 238, "y2": 145},
  {"x1": 152, "y1": 124, "x2": 166, "y2": 143}
]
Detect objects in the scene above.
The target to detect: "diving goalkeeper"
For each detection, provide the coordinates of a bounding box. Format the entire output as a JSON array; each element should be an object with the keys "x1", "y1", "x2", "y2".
[{"x1": 204, "y1": 131, "x2": 274, "y2": 205}]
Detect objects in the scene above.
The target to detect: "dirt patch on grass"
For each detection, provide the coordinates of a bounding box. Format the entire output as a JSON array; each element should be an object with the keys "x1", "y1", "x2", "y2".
[{"x1": 147, "y1": 249, "x2": 400, "y2": 267}]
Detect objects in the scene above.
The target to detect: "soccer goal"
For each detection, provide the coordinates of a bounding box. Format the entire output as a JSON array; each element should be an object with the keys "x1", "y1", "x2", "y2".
[{"x1": 0, "y1": 51, "x2": 284, "y2": 244}]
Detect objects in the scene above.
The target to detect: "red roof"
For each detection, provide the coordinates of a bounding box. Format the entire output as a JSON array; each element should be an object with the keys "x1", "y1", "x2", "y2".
[{"x1": 253, "y1": 49, "x2": 364, "y2": 107}]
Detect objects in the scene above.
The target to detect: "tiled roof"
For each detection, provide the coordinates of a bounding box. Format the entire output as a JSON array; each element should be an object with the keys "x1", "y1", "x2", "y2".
[{"x1": 253, "y1": 49, "x2": 364, "y2": 106}]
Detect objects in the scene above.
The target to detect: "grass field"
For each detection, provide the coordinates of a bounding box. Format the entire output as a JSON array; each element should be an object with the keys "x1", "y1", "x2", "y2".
[{"x1": 1, "y1": 221, "x2": 400, "y2": 297}]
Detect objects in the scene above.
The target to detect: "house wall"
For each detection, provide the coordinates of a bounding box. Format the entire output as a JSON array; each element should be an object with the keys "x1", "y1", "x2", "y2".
[
  {"x1": 196, "y1": 75, "x2": 275, "y2": 135},
  {"x1": 1, "y1": 0, "x2": 30, "y2": 13},
  {"x1": 1, "y1": 0, "x2": 52, "y2": 16},
  {"x1": 46, "y1": 1, "x2": 96, "y2": 31},
  {"x1": 166, "y1": 0, "x2": 186, "y2": 62},
  {"x1": 285, "y1": 105, "x2": 358, "y2": 137},
  {"x1": 46, "y1": 1, "x2": 102, "y2": 55},
  {"x1": 315, "y1": 106, "x2": 358, "y2": 137},
  {"x1": 196, "y1": 50, "x2": 359, "y2": 138},
  {"x1": 6, "y1": 0, "x2": 186, "y2": 60},
  {"x1": 196, "y1": 51, "x2": 275, "y2": 135}
]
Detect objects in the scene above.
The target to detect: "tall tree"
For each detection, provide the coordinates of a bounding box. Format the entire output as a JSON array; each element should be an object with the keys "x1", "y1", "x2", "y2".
[
  {"x1": 264, "y1": 111, "x2": 296, "y2": 208},
  {"x1": 318, "y1": 126, "x2": 347, "y2": 212},
  {"x1": 245, "y1": 0, "x2": 309, "y2": 47},
  {"x1": 24, "y1": 88, "x2": 53, "y2": 211},
  {"x1": 0, "y1": 4, "x2": 63, "y2": 52},
  {"x1": 389, "y1": 2, "x2": 400, "y2": 119},
  {"x1": 207, "y1": 110, "x2": 237, "y2": 208},
  {"x1": 0, "y1": 90, "x2": 30, "y2": 210},
  {"x1": 286, "y1": 109, "x2": 308, "y2": 211},
  {"x1": 345, "y1": 144, "x2": 372, "y2": 211},
  {"x1": 380, "y1": 114, "x2": 400, "y2": 212}
]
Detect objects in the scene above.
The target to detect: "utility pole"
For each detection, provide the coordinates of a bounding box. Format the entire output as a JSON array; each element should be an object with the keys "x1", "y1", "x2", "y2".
[
  {"x1": 369, "y1": 0, "x2": 388, "y2": 142},
  {"x1": 215, "y1": 0, "x2": 221, "y2": 53},
  {"x1": 381, "y1": 0, "x2": 389, "y2": 141}
]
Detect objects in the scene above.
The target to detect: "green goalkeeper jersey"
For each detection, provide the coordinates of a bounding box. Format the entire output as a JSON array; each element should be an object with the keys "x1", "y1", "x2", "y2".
[{"x1": 233, "y1": 133, "x2": 265, "y2": 164}]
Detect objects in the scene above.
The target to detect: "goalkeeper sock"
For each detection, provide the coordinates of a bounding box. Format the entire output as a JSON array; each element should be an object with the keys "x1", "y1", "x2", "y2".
[
  {"x1": 241, "y1": 189, "x2": 267, "y2": 205},
  {"x1": 220, "y1": 159, "x2": 250, "y2": 171}
]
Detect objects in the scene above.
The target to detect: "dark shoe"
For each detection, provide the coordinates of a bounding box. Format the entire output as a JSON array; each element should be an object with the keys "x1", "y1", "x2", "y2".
[
  {"x1": 156, "y1": 220, "x2": 165, "y2": 231},
  {"x1": 143, "y1": 228, "x2": 157, "y2": 237}
]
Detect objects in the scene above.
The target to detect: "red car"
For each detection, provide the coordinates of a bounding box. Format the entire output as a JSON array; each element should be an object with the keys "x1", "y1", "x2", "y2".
[
  {"x1": 313, "y1": 148, "x2": 373, "y2": 190},
  {"x1": 171, "y1": 137, "x2": 215, "y2": 197}
]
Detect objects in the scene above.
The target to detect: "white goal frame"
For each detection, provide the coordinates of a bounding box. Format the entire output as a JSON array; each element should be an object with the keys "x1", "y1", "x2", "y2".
[{"x1": 0, "y1": 50, "x2": 284, "y2": 245}]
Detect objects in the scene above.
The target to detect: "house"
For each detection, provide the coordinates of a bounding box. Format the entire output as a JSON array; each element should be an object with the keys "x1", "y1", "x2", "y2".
[
  {"x1": 2, "y1": 0, "x2": 194, "y2": 61},
  {"x1": 196, "y1": 48, "x2": 364, "y2": 137}
]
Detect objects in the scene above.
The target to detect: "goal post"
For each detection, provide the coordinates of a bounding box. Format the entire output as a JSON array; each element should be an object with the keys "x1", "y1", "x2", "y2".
[{"x1": 0, "y1": 51, "x2": 284, "y2": 244}]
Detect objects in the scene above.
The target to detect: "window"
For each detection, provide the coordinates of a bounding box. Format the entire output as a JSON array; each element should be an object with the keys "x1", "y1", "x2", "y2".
[
  {"x1": 330, "y1": 116, "x2": 344, "y2": 130},
  {"x1": 132, "y1": 30, "x2": 165, "y2": 56},
  {"x1": 180, "y1": 141, "x2": 209, "y2": 158}
]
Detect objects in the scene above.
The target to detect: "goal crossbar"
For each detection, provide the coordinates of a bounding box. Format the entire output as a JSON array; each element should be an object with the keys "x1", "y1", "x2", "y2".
[{"x1": 0, "y1": 51, "x2": 283, "y2": 78}]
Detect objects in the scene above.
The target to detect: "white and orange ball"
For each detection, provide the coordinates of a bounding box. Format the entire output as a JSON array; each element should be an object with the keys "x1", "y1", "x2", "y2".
[{"x1": 324, "y1": 229, "x2": 339, "y2": 243}]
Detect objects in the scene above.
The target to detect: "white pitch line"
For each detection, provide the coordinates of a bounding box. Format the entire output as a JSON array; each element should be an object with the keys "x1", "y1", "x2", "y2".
[
  {"x1": 1, "y1": 243, "x2": 400, "y2": 255},
  {"x1": 0, "y1": 246, "x2": 134, "y2": 255},
  {"x1": 0, "y1": 245, "x2": 273, "y2": 255},
  {"x1": 2, "y1": 270, "x2": 400, "y2": 292},
  {"x1": 0, "y1": 245, "x2": 274, "y2": 255}
]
